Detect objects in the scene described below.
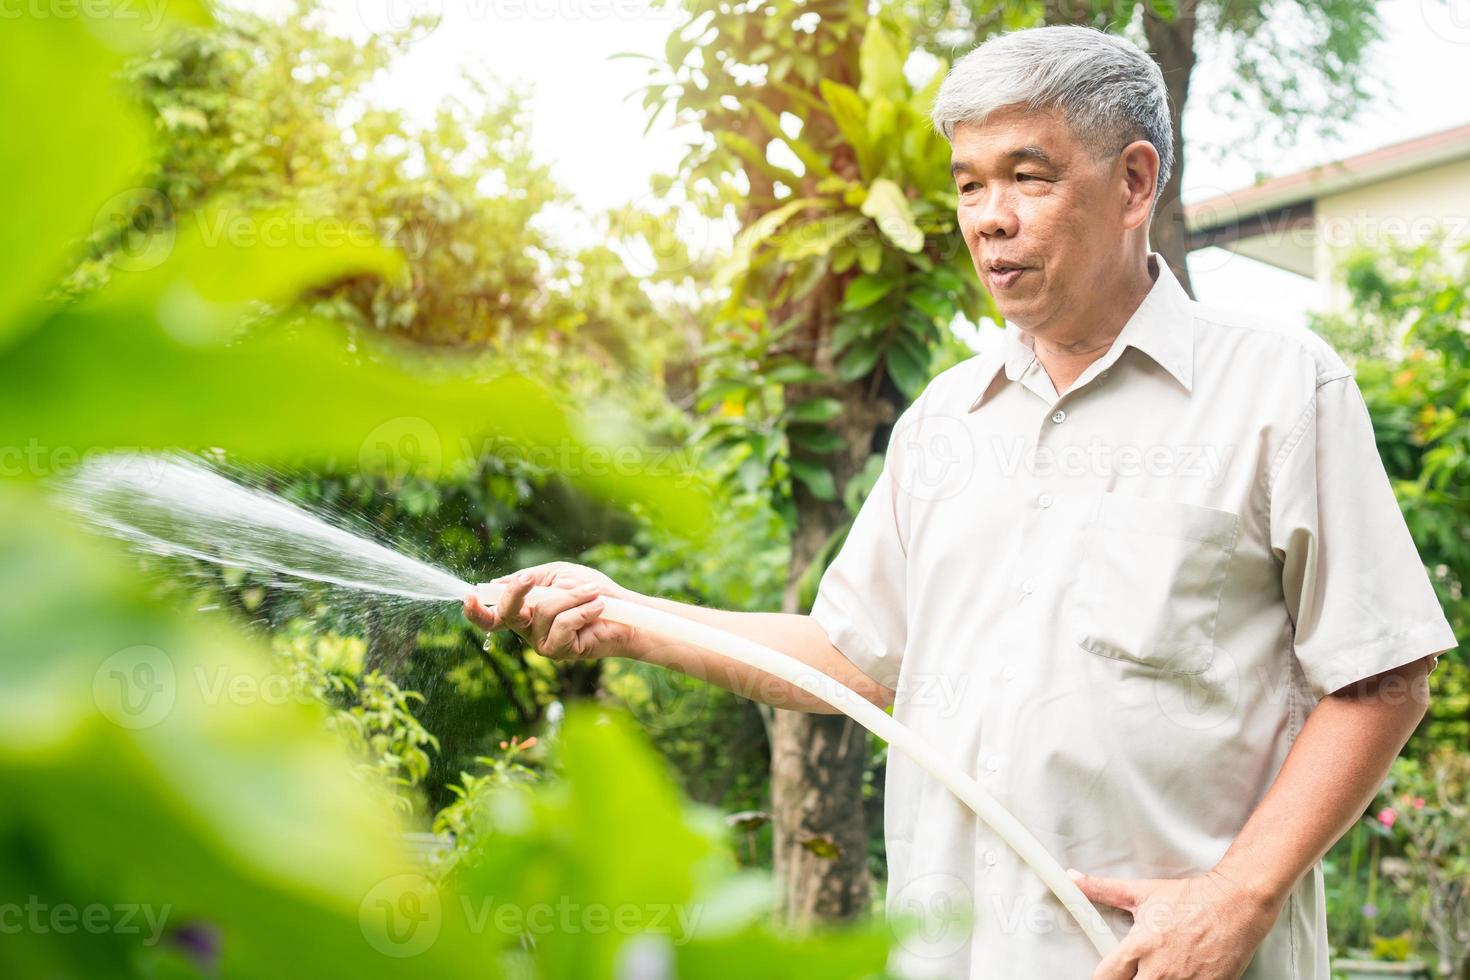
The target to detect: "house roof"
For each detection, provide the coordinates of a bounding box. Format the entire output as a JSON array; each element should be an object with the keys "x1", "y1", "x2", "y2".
[{"x1": 1185, "y1": 120, "x2": 1470, "y2": 234}]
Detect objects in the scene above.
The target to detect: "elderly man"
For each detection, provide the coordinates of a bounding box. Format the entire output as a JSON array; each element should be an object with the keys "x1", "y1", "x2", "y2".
[{"x1": 464, "y1": 23, "x2": 1457, "y2": 980}]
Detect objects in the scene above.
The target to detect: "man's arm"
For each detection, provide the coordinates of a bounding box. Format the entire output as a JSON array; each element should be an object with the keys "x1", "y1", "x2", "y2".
[
  {"x1": 465, "y1": 564, "x2": 897, "y2": 714},
  {"x1": 1074, "y1": 653, "x2": 1437, "y2": 980},
  {"x1": 617, "y1": 590, "x2": 898, "y2": 714},
  {"x1": 1211, "y1": 652, "x2": 1435, "y2": 906}
]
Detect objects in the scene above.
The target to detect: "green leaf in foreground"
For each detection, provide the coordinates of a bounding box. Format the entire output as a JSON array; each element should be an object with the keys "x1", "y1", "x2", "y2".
[
  {"x1": 0, "y1": 15, "x2": 152, "y2": 339},
  {"x1": 0, "y1": 484, "x2": 492, "y2": 979},
  {"x1": 0, "y1": 203, "x2": 716, "y2": 541}
]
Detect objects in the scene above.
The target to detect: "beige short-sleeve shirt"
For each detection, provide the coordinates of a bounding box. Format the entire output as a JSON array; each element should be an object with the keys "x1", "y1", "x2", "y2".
[{"x1": 810, "y1": 252, "x2": 1457, "y2": 979}]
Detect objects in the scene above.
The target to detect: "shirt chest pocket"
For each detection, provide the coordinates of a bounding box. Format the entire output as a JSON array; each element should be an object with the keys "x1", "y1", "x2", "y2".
[{"x1": 1069, "y1": 494, "x2": 1241, "y2": 675}]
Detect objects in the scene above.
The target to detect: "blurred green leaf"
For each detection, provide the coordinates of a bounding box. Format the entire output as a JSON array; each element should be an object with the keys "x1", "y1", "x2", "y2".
[
  {"x1": 785, "y1": 398, "x2": 844, "y2": 424},
  {"x1": 841, "y1": 274, "x2": 896, "y2": 312},
  {"x1": 789, "y1": 459, "x2": 837, "y2": 500},
  {"x1": 858, "y1": 20, "x2": 906, "y2": 105},
  {"x1": 0, "y1": 15, "x2": 151, "y2": 341},
  {"x1": 0, "y1": 484, "x2": 489, "y2": 978},
  {"x1": 860, "y1": 180, "x2": 924, "y2": 254}
]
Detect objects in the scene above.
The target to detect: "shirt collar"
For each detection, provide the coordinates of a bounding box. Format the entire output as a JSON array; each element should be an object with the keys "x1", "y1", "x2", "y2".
[{"x1": 967, "y1": 252, "x2": 1195, "y2": 412}]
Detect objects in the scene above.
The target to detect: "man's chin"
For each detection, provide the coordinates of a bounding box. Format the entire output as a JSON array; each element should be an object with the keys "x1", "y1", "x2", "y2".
[{"x1": 993, "y1": 299, "x2": 1039, "y2": 327}]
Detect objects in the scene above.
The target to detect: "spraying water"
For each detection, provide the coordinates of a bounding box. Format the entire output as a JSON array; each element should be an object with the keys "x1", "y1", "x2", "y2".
[
  {"x1": 63, "y1": 453, "x2": 473, "y2": 603},
  {"x1": 60, "y1": 450, "x2": 1121, "y2": 960}
]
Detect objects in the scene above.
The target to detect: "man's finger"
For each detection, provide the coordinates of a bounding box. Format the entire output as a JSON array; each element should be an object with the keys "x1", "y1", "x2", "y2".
[
  {"x1": 545, "y1": 594, "x2": 607, "y2": 655},
  {"x1": 496, "y1": 573, "x2": 538, "y2": 630},
  {"x1": 500, "y1": 562, "x2": 561, "y2": 585},
  {"x1": 463, "y1": 595, "x2": 501, "y2": 632},
  {"x1": 1090, "y1": 938, "x2": 1142, "y2": 980},
  {"x1": 1070, "y1": 869, "x2": 1141, "y2": 912},
  {"x1": 530, "y1": 583, "x2": 600, "y2": 641}
]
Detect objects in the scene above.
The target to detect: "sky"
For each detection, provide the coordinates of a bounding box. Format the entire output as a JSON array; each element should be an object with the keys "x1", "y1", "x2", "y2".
[{"x1": 245, "y1": 0, "x2": 1470, "y2": 337}]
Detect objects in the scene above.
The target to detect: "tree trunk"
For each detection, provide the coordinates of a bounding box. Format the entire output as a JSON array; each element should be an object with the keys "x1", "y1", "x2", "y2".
[
  {"x1": 770, "y1": 385, "x2": 892, "y2": 926},
  {"x1": 1143, "y1": 0, "x2": 1199, "y2": 298},
  {"x1": 770, "y1": 703, "x2": 875, "y2": 926},
  {"x1": 766, "y1": 242, "x2": 901, "y2": 919}
]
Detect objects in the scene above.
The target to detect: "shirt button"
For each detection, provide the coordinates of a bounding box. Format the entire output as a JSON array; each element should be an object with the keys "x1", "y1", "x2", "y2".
[
  {"x1": 1051, "y1": 409, "x2": 1066, "y2": 424},
  {"x1": 1001, "y1": 665, "x2": 1016, "y2": 680},
  {"x1": 1037, "y1": 492, "x2": 1053, "y2": 509},
  {"x1": 1100, "y1": 369, "x2": 1110, "y2": 379},
  {"x1": 984, "y1": 849, "x2": 999, "y2": 866},
  {"x1": 1020, "y1": 578, "x2": 1035, "y2": 595},
  {"x1": 985, "y1": 755, "x2": 1001, "y2": 772}
]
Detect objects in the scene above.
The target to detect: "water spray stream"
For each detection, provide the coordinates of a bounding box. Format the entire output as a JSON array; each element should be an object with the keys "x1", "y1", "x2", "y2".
[{"x1": 64, "y1": 452, "x2": 1120, "y2": 960}]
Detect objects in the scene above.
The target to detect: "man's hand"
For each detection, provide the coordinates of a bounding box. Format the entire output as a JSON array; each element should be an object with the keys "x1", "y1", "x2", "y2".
[
  {"x1": 1069, "y1": 867, "x2": 1283, "y2": 979},
  {"x1": 463, "y1": 561, "x2": 639, "y2": 662}
]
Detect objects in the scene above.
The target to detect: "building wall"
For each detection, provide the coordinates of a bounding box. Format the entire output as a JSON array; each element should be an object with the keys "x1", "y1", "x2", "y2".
[{"x1": 1314, "y1": 155, "x2": 1470, "y2": 310}]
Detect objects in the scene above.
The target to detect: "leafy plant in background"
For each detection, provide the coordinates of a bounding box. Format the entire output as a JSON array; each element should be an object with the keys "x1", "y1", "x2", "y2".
[
  {"x1": 1374, "y1": 750, "x2": 1470, "y2": 977},
  {"x1": 63, "y1": 0, "x2": 785, "y2": 822},
  {"x1": 0, "y1": 1, "x2": 914, "y2": 976},
  {"x1": 630, "y1": 2, "x2": 992, "y2": 924},
  {"x1": 432, "y1": 733, "x2": 544, "y2": 877},
  {"x1": 271, "y1": 623, "x2": 440, "y2": 816},
  {"x1": 1323, "y1": 806, "x2": 1421, "y2": 960}
]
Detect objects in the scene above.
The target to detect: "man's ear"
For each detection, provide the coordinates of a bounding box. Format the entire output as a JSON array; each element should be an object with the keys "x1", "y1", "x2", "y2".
[{"x1": 1119, "y1": 139, "x2": 1160, "y2": 231}]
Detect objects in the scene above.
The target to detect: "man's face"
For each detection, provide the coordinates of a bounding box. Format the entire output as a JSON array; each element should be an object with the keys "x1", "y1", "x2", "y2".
[{"x1": 950, "y1": 106, "x2": 1128, "y2": 336}]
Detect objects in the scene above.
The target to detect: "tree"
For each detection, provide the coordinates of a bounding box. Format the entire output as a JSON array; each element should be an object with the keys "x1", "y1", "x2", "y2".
[
  {"x1": 57, "y1": 0, "x2": 760, "y2": 812},
  {"x1": 631, "y1": 3, "x2": 989, "y2": 925}
]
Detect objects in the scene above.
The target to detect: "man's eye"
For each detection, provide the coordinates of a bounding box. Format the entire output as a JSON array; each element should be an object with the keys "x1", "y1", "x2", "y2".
[
  {"x1": 1017, "y1": 173, "x2": 1039, "y2": 181},
  {"x1": 960, "y1": 182, "x2": 980, "y2": 193}
]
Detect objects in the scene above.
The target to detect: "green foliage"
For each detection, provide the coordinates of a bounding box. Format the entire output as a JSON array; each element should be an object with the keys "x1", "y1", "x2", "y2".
[
  {"x1": 438, "y1": 705, "x2": 897, "y2": 979},
  {"x1": 585, "y1": 491, "x2": 787, "y2": 816},
  {"x1": 1373, "y1": 749, "x2": 1470, "y2": 973},
  {"x1": 0, "y1": 2, "x2": 906, "y2": 975},
  {"x1": 1323, "y1": 816, "x2": 1420, "y2": 959},
  {"x1": 0, "y1": 483, "x2": 474, "y2": 978},
  {"x1": 271, "y1": 624, "x2": 441, "y2": 815},
  {"x1": 432, "y1": 735, "x2": 543, "y2": 876},
  {"x1": 632, "y1": 5, "x2": 993, "y2": 526}
]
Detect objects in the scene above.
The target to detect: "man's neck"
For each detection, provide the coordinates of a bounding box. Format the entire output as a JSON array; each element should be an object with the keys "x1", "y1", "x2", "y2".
[{"x1": 1032, "y1": 254, "x2": 1157, "y2": 396}]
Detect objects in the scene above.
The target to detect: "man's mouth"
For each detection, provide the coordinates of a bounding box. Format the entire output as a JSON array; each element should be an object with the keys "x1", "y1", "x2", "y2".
[{"x1": 985, "y1": 263, "x2": 1030, "y2": 288}]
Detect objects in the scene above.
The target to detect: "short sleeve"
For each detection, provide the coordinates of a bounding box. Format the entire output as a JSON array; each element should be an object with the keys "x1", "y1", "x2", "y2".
[
  {"x1": 808, "y1": 407, "x2": 916, "y2": 693},
  {"x1": 1269, "y1": 374, "x2": 1458, "y2": 700}
]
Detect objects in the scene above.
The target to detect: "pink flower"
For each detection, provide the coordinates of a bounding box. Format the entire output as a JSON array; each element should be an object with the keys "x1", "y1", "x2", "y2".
[
  {"x1": 1412, "y1": 797, "x2": 1425, "y2": 810},
  {"x1": 1378, "y1": 807, "x2": 1398, "y2": 828}
]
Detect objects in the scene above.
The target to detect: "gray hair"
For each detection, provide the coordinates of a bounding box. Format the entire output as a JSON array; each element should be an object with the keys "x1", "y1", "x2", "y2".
[{"x1": 931, "y1": 25, "x2": 1173, "y2": 204}]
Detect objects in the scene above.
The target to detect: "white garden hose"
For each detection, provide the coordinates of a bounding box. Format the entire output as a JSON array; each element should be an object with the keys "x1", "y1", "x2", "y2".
[{"x1": 474, "y1": 582, "x2": 1121, "y2": 960}]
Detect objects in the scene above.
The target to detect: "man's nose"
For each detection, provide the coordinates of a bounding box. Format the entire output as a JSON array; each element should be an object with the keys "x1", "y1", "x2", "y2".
[{"x1": 970, "y1": 189, "x2": 1018, "y2": 239}]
